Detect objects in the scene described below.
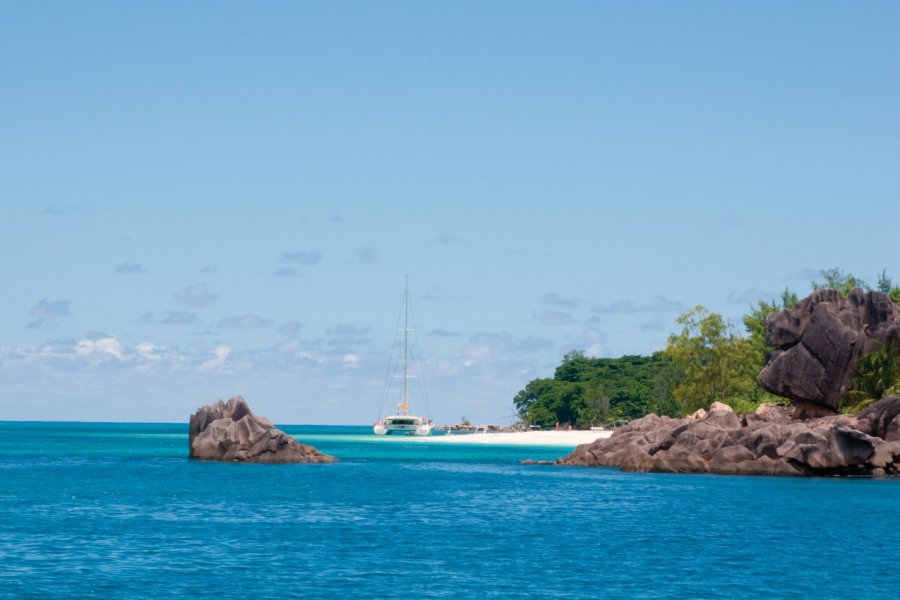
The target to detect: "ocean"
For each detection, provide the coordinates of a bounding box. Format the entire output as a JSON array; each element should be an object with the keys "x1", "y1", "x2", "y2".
[{"x1": 1, "y1": 422, "x2": 898, "y2": 599}]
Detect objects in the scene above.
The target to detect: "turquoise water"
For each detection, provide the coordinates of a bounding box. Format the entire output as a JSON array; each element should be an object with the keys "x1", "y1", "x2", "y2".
[{"x1": 1, "y1": 423, "x2": 899, "y2": 599}]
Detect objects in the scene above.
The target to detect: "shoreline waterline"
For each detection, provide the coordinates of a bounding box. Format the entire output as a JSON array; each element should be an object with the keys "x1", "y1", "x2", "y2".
[{"x1": 300, "y1": 429, "x2": 615, "y2": 447}]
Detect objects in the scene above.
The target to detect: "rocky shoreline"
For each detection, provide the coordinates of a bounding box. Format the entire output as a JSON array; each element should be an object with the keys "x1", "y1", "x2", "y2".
[
  {"x1": 539, "y1": 289, "x2": 900, "y2": 476},
  {"x1": 545, "y1": 398, "x2": 900, "y2": 476}
]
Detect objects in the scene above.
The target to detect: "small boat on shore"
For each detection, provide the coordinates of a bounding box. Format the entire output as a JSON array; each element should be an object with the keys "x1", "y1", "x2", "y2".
[{"x1": 374, "y1": 278, "x2": 433, "y2": 436}]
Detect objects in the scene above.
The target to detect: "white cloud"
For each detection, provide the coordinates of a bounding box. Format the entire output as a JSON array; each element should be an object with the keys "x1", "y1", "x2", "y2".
[
  {"x1": 74, "y1": 337, "x2": 125, "y2": 360},
  {"x1": 199, "y1": 345, "x2": 232, "y2": 371},
  {"x1": 218, "y1": 314, "x2": 271, "y2": 329},
  {"x1": 137, "y1": 311, "x2": 200, "y2": 326},
  {"x1": 276, "y1": 340, "x2": 326, "y2": 364},
  {"x1": 0, "y1": 325, "x2": 563, "y2": 424},
  {"x1": 456, "y1": 332, "x2": 556, "y2": 369},
  {"x1": 463, "y1": 344, "x2": 491, "y2": 360},
  {"x1": 135, "y1": 342, "x2": 162, "y2": 361},
  {"x1": 584, "y1": 343, "x2": 604, "y2": 357},
  {"x1": 578, "y1": 328, "x2": 608, "y2": 358}
]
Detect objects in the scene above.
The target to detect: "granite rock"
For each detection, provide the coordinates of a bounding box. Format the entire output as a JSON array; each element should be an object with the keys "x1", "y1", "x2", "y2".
[
  {"x1": 549, "y1": 290, "x2": 900, "y2": 477},
  {"x1": 189, "y1": 396, "x2": 335, "y2": 463},
  {"x1": 555, "y1": 397, "x2": 900, "y2": 476},
  {"x1": 757, "y1": 288, "x2": 900, "y2": 413}
]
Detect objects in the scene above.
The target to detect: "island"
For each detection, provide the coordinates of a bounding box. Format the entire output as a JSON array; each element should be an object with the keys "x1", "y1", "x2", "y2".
[{"x1": 548, "y1": 289, "x2": 900, "y2": 476}]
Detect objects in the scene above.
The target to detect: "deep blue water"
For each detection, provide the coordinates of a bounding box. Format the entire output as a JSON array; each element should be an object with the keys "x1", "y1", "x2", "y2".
[{"x1": 1, "y1": 422, "x2": 899, "y2": 599}]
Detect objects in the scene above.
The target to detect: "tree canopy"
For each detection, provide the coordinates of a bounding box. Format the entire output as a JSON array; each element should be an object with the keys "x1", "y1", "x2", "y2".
[
  {"x1": 512, "y1": 268, "x2": 900, "y2": 426},
  {"x1": 513, "y1": 352, "x2": 675, "y2": 428}
]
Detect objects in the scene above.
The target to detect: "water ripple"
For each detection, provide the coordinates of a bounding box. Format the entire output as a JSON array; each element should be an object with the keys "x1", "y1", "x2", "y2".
[{"x1": 1, "y1": 424, "x2": 899, "y2": 598}]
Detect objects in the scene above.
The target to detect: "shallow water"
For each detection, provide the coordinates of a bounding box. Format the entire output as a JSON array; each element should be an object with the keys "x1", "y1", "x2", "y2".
[{"x1": 1, "y1": 422, "x2": 898, "y2": 599}]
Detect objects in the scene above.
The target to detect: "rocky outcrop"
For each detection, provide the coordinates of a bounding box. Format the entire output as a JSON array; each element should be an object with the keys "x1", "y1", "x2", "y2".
[
  {"x1": 553, "y1": 397, "x2": 900, "y2": 476},
  {"x1": 757, "y1": 288, "x2": 900, "y2": 413},
  {"x1": 542, "y1": 289, "x2": 900, "y2": 476},
  {"x1": 189, "y1": 396, "x2": 335, "y2": 463}
]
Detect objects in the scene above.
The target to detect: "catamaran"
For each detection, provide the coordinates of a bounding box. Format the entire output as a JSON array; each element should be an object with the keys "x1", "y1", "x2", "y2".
[{"x1": 374, "y1": 279, "x2": 433, "y2": 436}]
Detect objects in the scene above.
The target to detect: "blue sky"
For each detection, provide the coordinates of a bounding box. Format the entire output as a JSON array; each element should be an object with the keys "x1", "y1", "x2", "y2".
[{"x1": 2, "y1": 2, "x2": 899, "y2": 424}]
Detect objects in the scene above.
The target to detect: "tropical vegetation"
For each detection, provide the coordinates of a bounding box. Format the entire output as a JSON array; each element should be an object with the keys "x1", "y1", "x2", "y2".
[{"x1": 513, "y1": 268, "x2": 900, "y2": 427}]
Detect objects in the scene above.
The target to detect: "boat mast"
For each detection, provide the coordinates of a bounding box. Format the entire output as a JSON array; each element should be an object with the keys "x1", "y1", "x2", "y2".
[{"x1": 402, "y1": 276, "x2": 409, "y2": 415}]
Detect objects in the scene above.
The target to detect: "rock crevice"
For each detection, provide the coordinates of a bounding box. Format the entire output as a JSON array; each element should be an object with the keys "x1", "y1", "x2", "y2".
[{"x1": 556, "y1": 398, "x2": 900, "y2": 476}]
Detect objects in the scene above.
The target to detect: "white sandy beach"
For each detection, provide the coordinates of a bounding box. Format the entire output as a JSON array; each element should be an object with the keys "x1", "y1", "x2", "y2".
[{"x1": 405, "y1": 429, "x2": 613, "y2": 447}]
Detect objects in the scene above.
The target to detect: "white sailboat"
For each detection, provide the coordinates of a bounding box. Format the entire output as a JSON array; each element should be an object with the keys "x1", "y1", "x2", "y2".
[{"x1": 374, "y1": 279, "x2": 433, "y2": 436}]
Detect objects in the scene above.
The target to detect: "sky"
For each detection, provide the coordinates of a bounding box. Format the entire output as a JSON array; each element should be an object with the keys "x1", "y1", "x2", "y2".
[{"x1": 2, "y1": 1, "x2": 899, "y2": 424}]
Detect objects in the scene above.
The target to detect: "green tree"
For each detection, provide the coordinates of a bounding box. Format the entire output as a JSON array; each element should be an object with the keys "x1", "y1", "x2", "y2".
[
  {"x1": 512, "y1": 378, "x2": 581, "y2": 427},
  {"x1": 513, "y1": 269, "x2": 900, "y2": 425},
  {"x1": 554, "y1": 350, "x2": 593, "y2": 382},
  {"x1": 664, "y1": 306, "x2": 758, "y2": 414},
  {"x1": 513, "y1": 378, "x2": 555, "y2": 421},
  {"x1": 577, "y1": 381, "x2": 611, "y2": 428},
  {"x1": 511, "y1": 353, "x2": 673, "y2": 427},
  {"x1": 842, "y1": 341, "x2": 900, "y2": 413},
  {"x1": 650, "y1": 361, "x2": 682, "y2": 417},
  {"x1": 811, "y1": 268, "x2": 869, "y2": 296},
  {"x1": 876, "y1": 269, "x2": 900, "y2": 305},
  {"x1": 877, "y1": 269, "x2": 893, "y2": 294}
]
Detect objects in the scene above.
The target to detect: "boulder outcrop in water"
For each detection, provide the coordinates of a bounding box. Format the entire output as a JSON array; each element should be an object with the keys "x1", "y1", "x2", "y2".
[
  {"x1": 757, "y1": 288, "x2": 900, "y2": 414},
  {"x1": 554, "y1": 397, "x2": 900, "y2": 476},
  {"x1": 189, "y1": 396, "x2": 335, "y2": 463}
]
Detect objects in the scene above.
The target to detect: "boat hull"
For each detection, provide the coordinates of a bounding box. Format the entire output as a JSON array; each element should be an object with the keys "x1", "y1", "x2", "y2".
[{"x1": 374, "y1": 417, "x2": 432, "y2": 436}]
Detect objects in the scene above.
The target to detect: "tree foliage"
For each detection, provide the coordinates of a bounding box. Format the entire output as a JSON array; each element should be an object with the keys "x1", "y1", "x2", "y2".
[
  {"x1": 513, "y1": 268, "x2": 900, "y2": 424},
  {"x1": 513, "y1": 352, "x2": 674, "y2": 428},
  {"x1": 812, "y1": 267, "x2": 869, "y2": 296},
  {"x1": 663, "y1": 306, "x2": 759, "y2": 414},
  {"x1": 876, "y1": 269, "x2": 900, "y2": 305},
  {"x1": 842, "y1": 341, "x2": 900, "y2": 413}
]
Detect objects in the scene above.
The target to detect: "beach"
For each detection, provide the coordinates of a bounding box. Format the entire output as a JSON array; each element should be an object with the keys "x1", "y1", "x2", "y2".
[{"x1": 411, "y1": 429, "x2": 613, "y2": 446}]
